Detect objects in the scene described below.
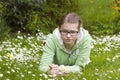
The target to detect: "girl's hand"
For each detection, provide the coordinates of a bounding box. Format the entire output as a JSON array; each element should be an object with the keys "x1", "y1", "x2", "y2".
[{"x1": 48, "y1": 64, "x2": 63, "y2": 76}]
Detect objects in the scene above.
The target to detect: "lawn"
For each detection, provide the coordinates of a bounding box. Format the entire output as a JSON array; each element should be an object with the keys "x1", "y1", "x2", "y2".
[{"x1": 0, "y1": 31, "x2": 120, "y2": 80}]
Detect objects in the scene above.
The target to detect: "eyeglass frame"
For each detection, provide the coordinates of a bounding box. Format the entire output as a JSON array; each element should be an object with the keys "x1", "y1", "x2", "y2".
[{"x1": 59, "y1": 30, "x2": 79, "y2": 36}]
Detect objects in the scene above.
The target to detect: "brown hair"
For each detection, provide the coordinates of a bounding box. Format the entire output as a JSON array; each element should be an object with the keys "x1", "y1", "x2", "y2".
[{"x1": 58, "y1": 12, "x2": 82, "y2": 29}]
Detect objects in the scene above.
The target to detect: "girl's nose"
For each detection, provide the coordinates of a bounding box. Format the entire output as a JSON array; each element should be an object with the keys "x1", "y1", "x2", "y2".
[{"x1": 66, "y1": 33, "x2": 71, "y2": 37}]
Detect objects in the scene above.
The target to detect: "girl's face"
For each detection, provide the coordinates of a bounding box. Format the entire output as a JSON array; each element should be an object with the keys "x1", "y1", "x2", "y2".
[{"x1": 59, "y1": 22, "x2": 79, "y2": 45}]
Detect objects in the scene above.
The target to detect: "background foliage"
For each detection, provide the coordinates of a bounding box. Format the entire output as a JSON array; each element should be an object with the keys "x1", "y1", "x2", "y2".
[
  {"x1": 0, "y1": 0, "x2": 120, "y2": 40},
  {"x1": 1, "y1": 0, "x2": 80, "y2": 34}
]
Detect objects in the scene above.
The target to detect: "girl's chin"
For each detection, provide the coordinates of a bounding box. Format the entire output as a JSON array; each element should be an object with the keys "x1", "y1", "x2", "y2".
[{"x1": 64, "y1": 41, "x2": 73, "y2": 44}]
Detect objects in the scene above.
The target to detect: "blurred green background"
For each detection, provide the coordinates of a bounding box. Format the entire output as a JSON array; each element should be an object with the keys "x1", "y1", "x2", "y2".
[{"x1": 0, "y1": 0, "x2": 120, "y2": 41}]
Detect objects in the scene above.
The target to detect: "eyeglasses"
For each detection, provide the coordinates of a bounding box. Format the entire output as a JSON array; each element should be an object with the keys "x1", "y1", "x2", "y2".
[{"x1": 60, "y1": 30, "x2": 78, "y2": 36}]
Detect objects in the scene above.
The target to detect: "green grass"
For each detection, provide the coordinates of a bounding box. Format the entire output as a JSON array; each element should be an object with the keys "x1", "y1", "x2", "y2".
[
  {"x1": 0, "y1": 31, "x2": 120, "y2": 80},
  {"x1": 81, "y1": 49, "x2": 120, "y2": 80}
]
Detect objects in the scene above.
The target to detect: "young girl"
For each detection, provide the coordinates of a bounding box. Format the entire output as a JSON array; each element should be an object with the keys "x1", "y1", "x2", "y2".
[{"x1": 39, "y1": 12, "x2": 92, "y2": 76}]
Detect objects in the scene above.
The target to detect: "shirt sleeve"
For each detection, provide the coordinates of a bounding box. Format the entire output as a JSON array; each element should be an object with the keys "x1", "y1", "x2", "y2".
[
  {"x1": 61, "y1": 65, "x2": 83, "y2": 73},
  {"x1": 39, "y1": 35, "x2": 55, "y2": 72}
]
